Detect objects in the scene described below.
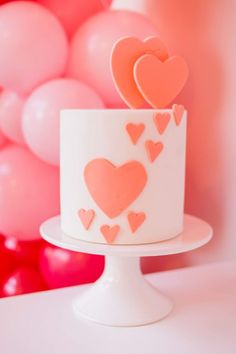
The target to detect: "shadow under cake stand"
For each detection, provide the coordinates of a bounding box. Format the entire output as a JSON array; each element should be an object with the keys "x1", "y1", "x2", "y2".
[{"x1": 40, "y1": 214, "x2": 212, "y2": 327}]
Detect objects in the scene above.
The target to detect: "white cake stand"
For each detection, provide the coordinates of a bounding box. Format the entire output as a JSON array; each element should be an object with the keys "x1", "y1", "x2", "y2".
[{"x1": 40, "y1": 214, "x2": 212, "y2": 327}]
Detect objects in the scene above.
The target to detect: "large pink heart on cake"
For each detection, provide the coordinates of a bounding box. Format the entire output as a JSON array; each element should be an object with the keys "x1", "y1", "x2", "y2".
[
  {"x1": 84, "y1": 159, "x2": 147, "y2": 218},
  {"x1": 134, "y1": 54, "x2": 189, "y2": 108}
]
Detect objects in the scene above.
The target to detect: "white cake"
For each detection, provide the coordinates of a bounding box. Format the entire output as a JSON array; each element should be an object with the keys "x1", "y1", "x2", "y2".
[{"x1": 60, "y1": 107, "x2": 186, "y2": 244}]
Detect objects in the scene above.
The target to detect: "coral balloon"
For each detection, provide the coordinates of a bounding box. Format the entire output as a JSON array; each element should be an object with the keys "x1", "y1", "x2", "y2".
[
  {"x1": 22, "y1": 78, "x2": 104, "y2": 165},
  {"x1": 38, "y1": 0, "x2": 112, "y2": 38},
  {"x1": 39, "y1": 243, "x2": 104, "y2": 288},
  {"x1": 1, "y1": 267, "x2": 45, "y2": 297},
  {"x1": 0, "y1": 145, "x2": 60, "y2": 240},
  {"x1": 0, "y1": 235, "x2": 45, "y2": 268},
  {"x1": 0, "y1": 90, "x2": 25, "y2": 144},
  {"x1": 0, "y1": 1, "x2": 68, "y2": 94},
  {"x1": 67, "y1": 10, "x2": 158, "y2": 107}
]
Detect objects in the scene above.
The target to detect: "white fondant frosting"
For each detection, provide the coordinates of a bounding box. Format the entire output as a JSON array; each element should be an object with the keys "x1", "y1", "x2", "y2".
[{"x1": 60, "y1": 109, "x2": 187, "y2": 244}]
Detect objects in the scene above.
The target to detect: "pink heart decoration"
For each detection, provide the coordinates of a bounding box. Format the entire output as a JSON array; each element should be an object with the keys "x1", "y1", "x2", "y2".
[
  {"x1": 126, "y1": 123, "x2": 145, "y2": 144},
  {"x1": 128, "y1": 212, "x2": 146, "y2": 233},
  {"x1": 173, "y1": 104, "x2": 185, "y2": 125},
  {"x1": 153, "y1": 112, "x2": 171, "y2": 134},
  {"x1": 111, "y1": 36, "x2": 169, "y2": 108},
  {"x1": 84, "y1": 159, "x2": 147, "y2": 218},
  {"x1": 145, "y1": 140, "x2": 163, "y2": 163},
  {"x1": 134, "y1": 54, "x2": 189, "y2": 108},
  {"x1": 78, "y1": 209, "x2": 95, "y2": 230},
  {"x1": 100, "y1": 225, "x2": 120, "y2": 244}
]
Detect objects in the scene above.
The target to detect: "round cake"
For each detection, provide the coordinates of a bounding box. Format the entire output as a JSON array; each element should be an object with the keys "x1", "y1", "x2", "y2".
[{"x1": 60, "y1": 107, "x2": 187, "y2": 244}]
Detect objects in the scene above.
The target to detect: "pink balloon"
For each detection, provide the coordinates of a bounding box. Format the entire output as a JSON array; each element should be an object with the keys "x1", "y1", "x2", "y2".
[
  {"x1": 22, "y1": 78, "x2": 104, "y2": 165},
  {"x1": 38, "y1": 0, "x2": 112, "y2": 38},
  {"x1": 0, "y1": 128, "x2": 8, "y2": 148},
  {"x1": 0, "y1": 145, "x2": 60, "y2": 240},
  {"x1": 0, "y1": 1, "x2": 68, "y2": 94},
  {"x1": 67, "y1": 10, "x2": 158, "y2": 108},
  {"x1": 0, "y1": 90, "x2": 25, "y2": 145}
]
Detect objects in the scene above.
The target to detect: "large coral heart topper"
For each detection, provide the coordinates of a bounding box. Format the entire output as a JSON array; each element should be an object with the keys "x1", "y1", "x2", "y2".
[
  {"x1": 110, "y1": 36, "x2": 168, "y2": 108},
  {"x1": 84, "y1": 158, "x2": 147, "y2": 218},
  {"x1": 110, "y1": 36, "x2": 188, "y2": 108}
]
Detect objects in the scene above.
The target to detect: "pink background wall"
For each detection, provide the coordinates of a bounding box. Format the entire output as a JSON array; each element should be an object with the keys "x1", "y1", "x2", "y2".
[{"x1": 113, "y1": 0, "x2": 236, "y2": 265}]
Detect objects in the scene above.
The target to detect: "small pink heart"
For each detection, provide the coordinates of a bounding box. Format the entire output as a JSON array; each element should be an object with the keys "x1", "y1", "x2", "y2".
[
  {"x1": 173, "y1": 104, "x2": 185, "y2": 125},
  {"x1": 134, "y1": 54, "x2": 188, "y2": 108},
  {"x1": 126, "y1": 123, "x2": 145, "y2": 144},
  {"x1": 153, "y1": 112, "x2": 171, "y2": 134},
  {"x1": 145, "y1": 140, "x2": 164, "y2": 163},
  {"x1": 128, "y1": 212, "x2": 146, "y2": 233},
  {"x1": 100, "y1": 225, "x2": 120, "y2": 244},
  {"x1": 111, "y1": 36, "x2": 169, "y2": 108},
  {"x1": 78, "y1": 209, "x2": 95, "y2": 230}
]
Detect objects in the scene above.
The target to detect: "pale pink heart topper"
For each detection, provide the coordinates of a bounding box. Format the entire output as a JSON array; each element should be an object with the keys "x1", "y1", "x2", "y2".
[{"x1": 110, "y1": 36, "x2": 169, "y2": 108}]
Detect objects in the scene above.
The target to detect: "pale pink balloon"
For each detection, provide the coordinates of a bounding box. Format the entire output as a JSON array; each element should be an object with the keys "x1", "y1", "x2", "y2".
[
  {"x1": 67, "y1": 10, "x2": 158, "y2": 108},
  {"x1": 0, "y1": 1, "x2": 68, "y2": 94},
  {"x1": 0, "y1": 145, "x2": 60, "y2": 241},
  {"x1": 0, "y1": 90, "x2": 25, "y2": 145},
  {"x1": 22, "y1": 78, "x2": 104, "y2": 165},
  {"x1": 38, "y1": 0, "x2": 112, "y2": 38}
]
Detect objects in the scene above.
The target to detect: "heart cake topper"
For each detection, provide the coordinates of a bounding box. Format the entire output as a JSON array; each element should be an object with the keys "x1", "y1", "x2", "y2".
[
  {"x1": 110, "y1": 36, "x2": 188, "y2": 108},
  {"x1": 110, "y1": 36, "x2": 169, "y2": 108},
  {"x1": 134, "y1": 54, "x2": 188, "y2": 108}
]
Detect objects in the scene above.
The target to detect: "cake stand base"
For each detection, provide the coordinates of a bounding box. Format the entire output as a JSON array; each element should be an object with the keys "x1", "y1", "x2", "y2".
[
  {"x1": 40, "y1": 214, "x2": 212, "y2": 327},
  {"x1": 73, "y1": 256, "x2": 173, "y2": 326}
]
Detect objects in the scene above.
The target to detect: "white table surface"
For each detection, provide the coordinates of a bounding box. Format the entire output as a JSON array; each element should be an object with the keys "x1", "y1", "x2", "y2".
[{"x1": 0, "y1": 261, "x2": 235, "y2": 354}]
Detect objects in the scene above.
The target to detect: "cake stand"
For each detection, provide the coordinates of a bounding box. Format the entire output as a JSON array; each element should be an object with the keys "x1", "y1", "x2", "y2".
[{"x1": 40, "y1": 214, "x2": 212, "y2": 327}]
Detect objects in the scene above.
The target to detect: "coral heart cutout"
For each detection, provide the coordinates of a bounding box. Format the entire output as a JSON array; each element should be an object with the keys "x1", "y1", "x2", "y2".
[
  {"x1": 173, "y1": 104, "x2": 185, "y2": 125},
  {"x1": 84, "y1": 159, "x2": 147, "y2": 218},
  {"x1": 128, "y1": 212, "x2": 146, "y2": 233},
  {"x1": 153, "y1": 112, "x2": 171, "y2": 134},
  {"x1": 100, "y1": 225, "x2": 120, "y2": 244},
  {"x1": 78, "y1": 209, "x2": 95, "y2": 230},
  {"x1": 134, "y1": 54, "x2": 188, "y2": 108},
  {"x1": 111, "y1": 36, "x2": 168, "y2": 108},
  {"x1": 126, "y1": 123, "x2": 145, "y2": 144},
  {"x1": 145, "y1": 140, "x2": 163, "y2": 163}
]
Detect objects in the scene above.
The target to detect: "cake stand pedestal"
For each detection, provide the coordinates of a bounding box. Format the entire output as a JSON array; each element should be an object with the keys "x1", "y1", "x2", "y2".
[{"x1": 40, "y1": 214, "x2": 212, "y2": 327}]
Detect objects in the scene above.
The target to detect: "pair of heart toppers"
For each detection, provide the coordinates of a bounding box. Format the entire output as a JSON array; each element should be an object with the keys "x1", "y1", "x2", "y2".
[{"x1": 110, "y1": 36, "x2": 188, "y2": 109}]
